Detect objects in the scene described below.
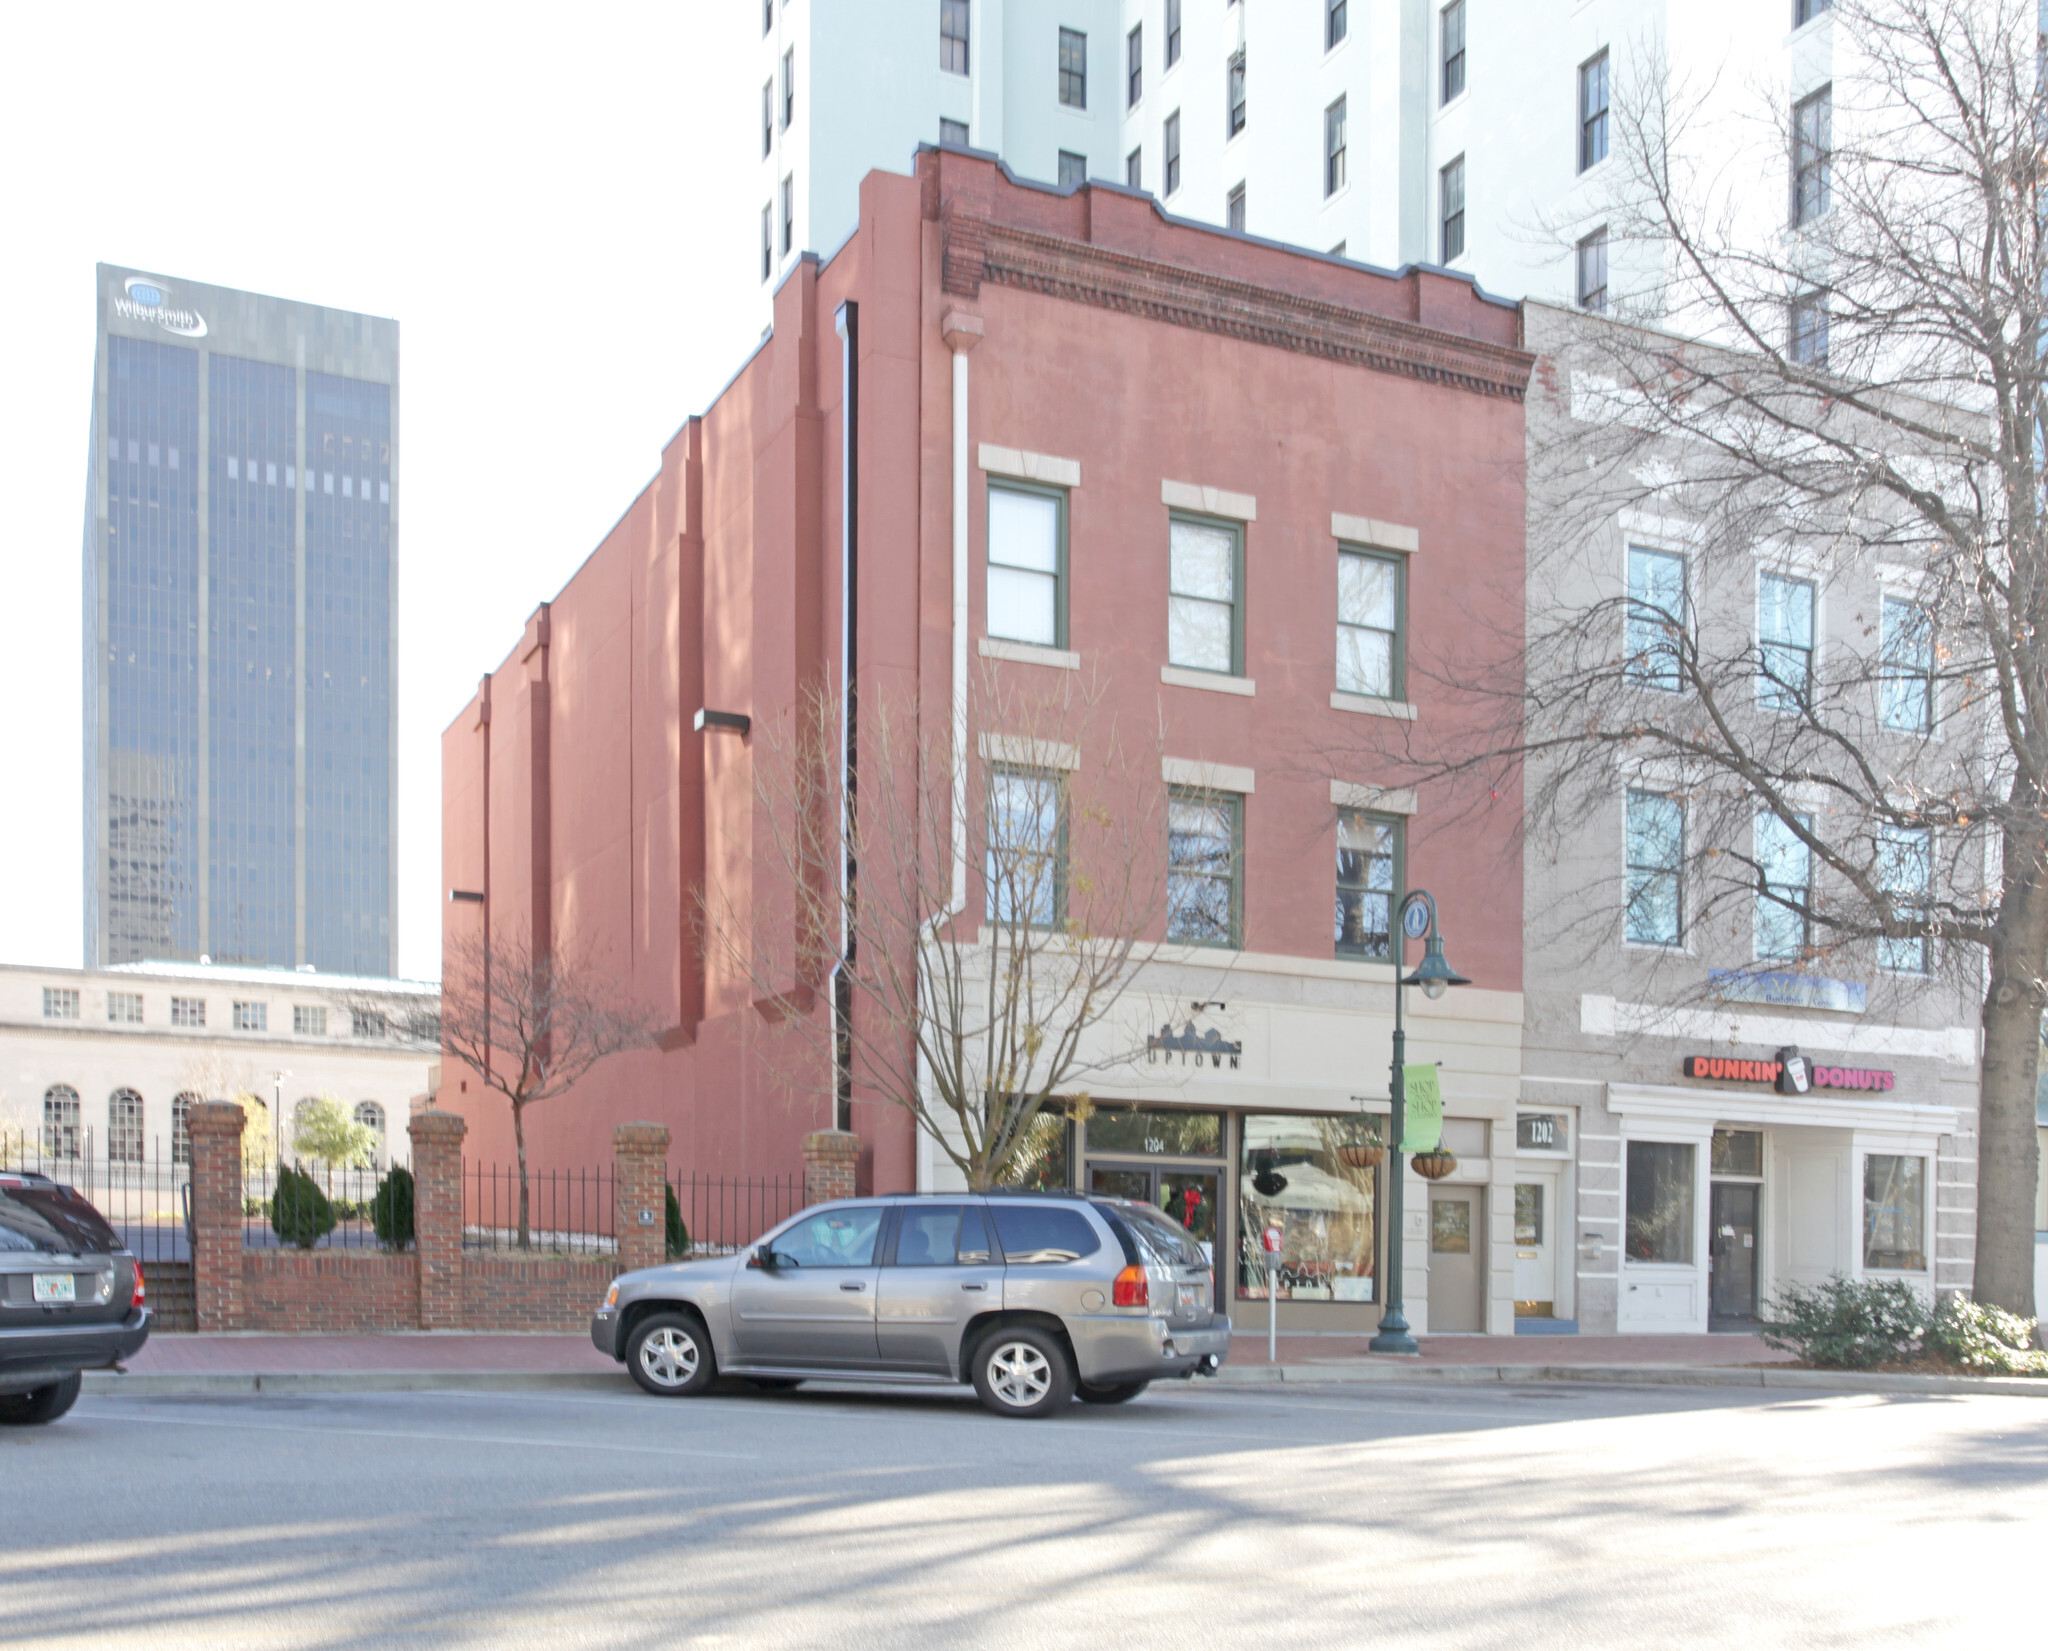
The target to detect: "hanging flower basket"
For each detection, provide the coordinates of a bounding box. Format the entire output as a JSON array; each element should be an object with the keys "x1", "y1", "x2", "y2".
[
  {"x1": 1411, "y1": 1148, "x2": 1459, "y2": 1181},
  {"x1": 1336, "y1": 1142, "x2": 1385, "y2": 1169}
]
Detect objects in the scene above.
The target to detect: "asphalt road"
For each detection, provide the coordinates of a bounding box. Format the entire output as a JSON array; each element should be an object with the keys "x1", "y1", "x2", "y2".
[{"x1": 2, "y1": 1377, "x2": 2044, "y2": 1648}]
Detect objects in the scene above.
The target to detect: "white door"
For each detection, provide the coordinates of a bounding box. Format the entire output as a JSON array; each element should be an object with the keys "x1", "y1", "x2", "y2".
[{"x1": 1513, "y1": 1170, "x2": 1559, "y2": 1315}]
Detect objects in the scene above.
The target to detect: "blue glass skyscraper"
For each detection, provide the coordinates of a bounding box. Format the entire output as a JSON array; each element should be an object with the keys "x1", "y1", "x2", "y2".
[{"x1": 85, "y1": 266, "x2": 399, "y2": 974}]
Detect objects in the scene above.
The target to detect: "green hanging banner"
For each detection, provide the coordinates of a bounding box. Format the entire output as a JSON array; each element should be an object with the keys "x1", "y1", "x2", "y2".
[{"x1": 1399, "y1": 1064, "x2": 1443, "y2": 1154}]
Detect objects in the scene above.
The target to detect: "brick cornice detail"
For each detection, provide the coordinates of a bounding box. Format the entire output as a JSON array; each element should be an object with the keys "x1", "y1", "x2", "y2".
[{"x1": 943, "y1": 217, "x2": 1532, "y2": 402}]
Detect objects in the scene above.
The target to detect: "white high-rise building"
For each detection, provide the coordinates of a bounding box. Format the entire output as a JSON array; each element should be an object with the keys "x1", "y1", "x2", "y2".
[{"x1": 752, "y1": 1, "x2": 1860, "y2": 315}]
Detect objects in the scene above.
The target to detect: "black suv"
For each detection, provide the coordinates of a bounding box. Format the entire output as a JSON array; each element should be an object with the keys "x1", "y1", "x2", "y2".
[{"x1": 0, "y1": 1171, "x2": 151, "y2": 1425}]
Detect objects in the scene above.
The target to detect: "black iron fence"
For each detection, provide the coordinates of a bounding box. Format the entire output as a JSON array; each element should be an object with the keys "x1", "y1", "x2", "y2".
[
  {"x1": 670, "y1": 1170, "x2": 804, "y2": 1256},
  {"x1": 241, "y1": 1160, "x2": 393, "y2": 1250},
  {"x1": 462, "y1": 1161, "x2": 617, "y2": 1254},
  {"x1": 2, "y1": 1132, "x2": 194, "y2": 1267}
]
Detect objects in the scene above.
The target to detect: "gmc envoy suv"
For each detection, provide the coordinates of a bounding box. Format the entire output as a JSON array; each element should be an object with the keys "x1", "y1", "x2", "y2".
[{"x1": 593, "y1": 1191, "x2": 1230, "y2": 1417}]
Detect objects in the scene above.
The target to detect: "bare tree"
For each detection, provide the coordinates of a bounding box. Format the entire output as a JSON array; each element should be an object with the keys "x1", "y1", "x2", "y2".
[
  {"x1": 706, "y1": 665, "x2": 1169, "y2": 1191},
  {"x1": 439, "y1": 926, "x2": 662, "y2": 1247},
  {"x1": 1385, "y1": 1, "x2": 2043, "y2": 1311}
]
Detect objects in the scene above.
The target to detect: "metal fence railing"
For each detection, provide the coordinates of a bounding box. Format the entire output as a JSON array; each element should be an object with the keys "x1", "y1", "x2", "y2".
[
  {"x1": 241, "y1": 1160, "x2": 394, "y2": 1250},
  {"x1": 462, "y1": 1161, "x2": 617, "y2": 1255},
  {"x1": 670, "y1": 1170, "x2": 804, "y2": 1257},
  {"x1": 0, "y1": 1132, "x2": 194, "y2": 1267}
]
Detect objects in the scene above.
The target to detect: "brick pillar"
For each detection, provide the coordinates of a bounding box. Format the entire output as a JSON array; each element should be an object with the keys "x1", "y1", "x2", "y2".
[
  {"x1": 187, "y1": 1102, "x2": 247, "y2": 1332},
  {"x1": 614, "y1": 1122, "x2": 673, "y2": 1274},
  {"x1": 803, "y1": 1130, "x2": 860, "y2": 1206},
  {"x1": 410, "y1": 1109, "x2": 467, "y2": 1330}
]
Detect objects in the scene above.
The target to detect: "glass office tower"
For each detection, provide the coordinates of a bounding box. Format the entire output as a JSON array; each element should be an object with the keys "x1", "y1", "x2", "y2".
[{"x1": 84, "y1": 265, "x2": 399, "y2": 974}]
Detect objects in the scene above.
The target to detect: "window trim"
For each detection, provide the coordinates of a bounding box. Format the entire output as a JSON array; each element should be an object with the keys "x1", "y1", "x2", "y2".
[
  {"x1": 1163, "y1": 109, "x2": 1182, "y2": 195},
  {"x1": 1792, "y1": 85, "x2": 1832, "y2": 228},
  {"x1": 1576, "y1": 226, "x2": 1608, "y2": 312},
  {"x1": 781, "y1": 174, "x2": 794, "y2": 257},
  {"x1": 986, "y1": 476, "x2": 1069, "y2": 650},
  {"x1": 1167, "y1": 510, "x2": 1246, "y2": 678},
  {"x1": 1165, "y1": 0, "x2": 1182, "y2": 68},
  {"x1": 1125, "y1": 146, "x2": 1143, "y2": 190},
  {"x1": 781, "y1": 47, "x2": 795, "y2": 131},
  {"x1": 762, "y1": 78, "x2": 774, "y2": 158},
  {"x1": 1789, "y1": 290, "x2": 1830, "y2": 367},
  {"x1": 1325, "y1": 97, "x2": 1348, "y2": 198},
  {"x1": 1861, "y1": 1151, "x2": 1928, "y2": 1273},
  {"x1": 1226, "y1": 182, "x2": 1246, "y2": 232},
  {"x1": 1127, "y1": 23, "x2": 1142, "y2": 108},
  {"x1": 1226, "y1": 49, "x2": 1246, "y2": 139},
  {"x1": 1440, "y1": 0, "x2": 1467, "y2": 106},
  {"x1": 1166, "y1": 784, "x2": 1245, "y2": 950},
  {"x1": 941, "y1": 0, "x2": 970, "y2": 76},
  {"x1": 1327, "y1": 0, "x2": 1348, "y2": 52},
  {"x1": 1334, "y1": 808, "x2": 1404, "y2": 962},
  {"x1": 1440, "y1": 154, "x2": 1466, "y2": 262},
  {"x1": 1578, "y1": 49, "x2": 1610, "y2": 173},
  {"x1": 1336, "y1": 542, "x2": 1406, "y2": 701},
  {"x1": 1058, "y1": 26, "x2": 1088, "y2": 110},
  {"x1": 1624, "y1": 788, "x2": 1688, "y2": 949},
  {"x1": 1058, "y1": 149, "x2": 1087, "y2": 190}
]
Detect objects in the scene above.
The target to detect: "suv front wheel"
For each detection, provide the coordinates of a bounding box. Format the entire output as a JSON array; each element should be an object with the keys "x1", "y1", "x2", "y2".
[
  {"x1": 969, "y1": 1324, "x2": 1075, "y2": 1418},
  {"x1": 627, "y1": 1312, "x2": 717, "y2": 1397}
]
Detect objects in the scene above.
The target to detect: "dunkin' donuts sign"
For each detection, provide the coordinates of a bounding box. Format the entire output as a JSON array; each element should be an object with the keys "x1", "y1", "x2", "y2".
[{"x1": 1681, "y1": 1052, "x2": 1896, "y2": 1093}]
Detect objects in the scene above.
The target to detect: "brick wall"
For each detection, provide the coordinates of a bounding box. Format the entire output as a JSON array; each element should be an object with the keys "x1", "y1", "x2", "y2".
[
  {"x1": 460, "y1": 1255, "x2": 617, "y2": 1331},
  {"x1": 242, "y1": 1250, "x2": 420, "y2": 1334}
]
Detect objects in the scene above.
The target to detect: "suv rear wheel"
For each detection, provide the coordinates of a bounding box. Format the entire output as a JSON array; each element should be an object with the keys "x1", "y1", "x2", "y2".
[
  {"x1": 0, "y1": 1373, "x2": 82, "y2": 1427},
  {"x1": 627, "y1": 1312, "x2": 716, "y2": 1397},
  {"x1": 1076, "y1": 1380, "x2": 1149, "y2": 1405},
  {"x1": 969, "y1": 1324, "x2": 1075, "y2": 1418}
]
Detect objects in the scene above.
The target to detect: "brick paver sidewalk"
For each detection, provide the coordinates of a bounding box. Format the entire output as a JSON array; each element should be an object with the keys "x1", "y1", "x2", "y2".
[{"x1": 121, "y1": 1328, "x2": 1790, "y2": 1378}]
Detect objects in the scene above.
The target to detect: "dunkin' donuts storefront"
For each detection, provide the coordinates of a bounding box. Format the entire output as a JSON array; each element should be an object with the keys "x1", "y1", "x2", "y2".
[{"x1": 1599, "y1": 1045, "x2": 1963, "y2": 1335}]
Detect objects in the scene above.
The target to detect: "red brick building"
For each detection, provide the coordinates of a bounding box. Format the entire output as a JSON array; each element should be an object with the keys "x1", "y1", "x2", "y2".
[{"x1": 443, "y1": 151, "x2": 1534, "y2": 1335}]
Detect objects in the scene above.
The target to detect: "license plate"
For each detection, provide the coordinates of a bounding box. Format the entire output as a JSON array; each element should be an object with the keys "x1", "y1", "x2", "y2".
[
  {"x1": 1177, "y1": 1283, "x2": 1201, "y2": 1313},
  {"x1": 33, "y1": 1273, "x2": 76, "y2": 1304}
]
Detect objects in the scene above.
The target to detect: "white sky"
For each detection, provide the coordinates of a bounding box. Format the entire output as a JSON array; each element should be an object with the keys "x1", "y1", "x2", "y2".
[{"x1": 0, "y1": 2, "x2": 760, "y2": 984}]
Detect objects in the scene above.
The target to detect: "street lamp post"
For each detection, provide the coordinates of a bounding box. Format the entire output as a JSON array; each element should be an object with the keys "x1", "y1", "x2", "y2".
[
  {"x1": 271, "y1": 1070, "x2": 291, "y2": 1170},
  {"x1": 1369, "y1": 889, "x2": 1470, "y2": 1357}
]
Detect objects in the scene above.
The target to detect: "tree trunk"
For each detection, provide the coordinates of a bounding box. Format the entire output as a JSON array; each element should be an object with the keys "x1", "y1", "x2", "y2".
[
  {"x1": 513, "y1": 1098, "x2": 532, "y2": 1251},
  {"x1": 1976, "y1": 845, "x2": 2048, "y2": 1317}
]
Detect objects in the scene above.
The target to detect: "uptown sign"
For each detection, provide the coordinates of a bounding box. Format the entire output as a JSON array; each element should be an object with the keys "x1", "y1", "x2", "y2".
[
  {"x1": 113, "y1": 275, "x2": 207, "y2": 338},
  {"x1": 1145, "y1": 1022, "x2": 1243, "y2": 1070}
]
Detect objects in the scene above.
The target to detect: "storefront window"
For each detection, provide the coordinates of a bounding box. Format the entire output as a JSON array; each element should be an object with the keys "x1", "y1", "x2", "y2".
[
  {"x1": 1514, "y1": 1183, "x2": 1543, "y2": 1245},
  {"x1": 1002, "y1": 1111, "x2": 1071, "y2": 1190},
  {"x1": 1711, "y1": 1129, "x2": 1763, "y2": 1176},
  {"x1": 1625, "y1": 1140, "x2": 1696, "y2": 1264},
  {"x1": 1087, "y1": 1107, "x2": 1222, "y2": 1157},
  {"x1": 1863, "y1": 1154, "x2": 1926, "y2": 1271},
  {"x1": 1237, "y1": 1114, "x2": 1376, "y2": 1302}
]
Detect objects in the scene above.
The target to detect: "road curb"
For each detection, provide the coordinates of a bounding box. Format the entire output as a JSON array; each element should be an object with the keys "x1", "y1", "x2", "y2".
[{"x1": 1212, "y1": 1361, "x2": 2048, "y2": 1398}]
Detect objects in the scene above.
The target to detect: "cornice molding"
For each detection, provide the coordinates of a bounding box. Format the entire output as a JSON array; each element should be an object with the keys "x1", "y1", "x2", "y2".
[{"x1": 943, "y1": 214, "x2": 1533, "y2": 402}]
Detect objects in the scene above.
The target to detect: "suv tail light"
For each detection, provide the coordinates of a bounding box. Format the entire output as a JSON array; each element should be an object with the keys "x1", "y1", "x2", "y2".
[
  {"x1": 1112, "y1": 1264, "x2": 1149, "y2": 1308},
  {"x1": 131, "y1": 1264, "x2": 146, "y2": 1310}
]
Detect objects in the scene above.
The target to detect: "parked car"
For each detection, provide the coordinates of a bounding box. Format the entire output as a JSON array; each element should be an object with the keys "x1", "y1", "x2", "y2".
[
  {"x1": 593, "y1": 1192, "x2": 1230, "y2": 1417},
  {"x1": 0, "y1": 1170, "x2": 151, "y2": 1425}
]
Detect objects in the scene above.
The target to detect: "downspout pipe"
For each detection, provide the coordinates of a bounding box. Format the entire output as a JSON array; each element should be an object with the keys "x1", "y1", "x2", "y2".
[{"x1": 830, "y1": 300, "x2": 858, "y2": 1134}]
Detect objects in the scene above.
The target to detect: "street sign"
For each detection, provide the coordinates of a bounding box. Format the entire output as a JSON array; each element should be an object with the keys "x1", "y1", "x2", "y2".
[{"x1": 1402, "y1": 900, "x2": 1430, "y2": 939}]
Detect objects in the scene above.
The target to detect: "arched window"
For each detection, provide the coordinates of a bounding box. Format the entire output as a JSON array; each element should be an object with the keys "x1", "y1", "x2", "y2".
[
  {"x1": 42, "y1": 1085, "x2": 81, "y2": 1159},
  {"x1": 171, "y1": 1093, "x2": 201, "y2": 1166},
  {"x1": 108, "y1": 1088, "x2": 144, "y2": 1164},
  {"x1": 354, "y1": 1100, "x2": 387, "y2": 1148}
]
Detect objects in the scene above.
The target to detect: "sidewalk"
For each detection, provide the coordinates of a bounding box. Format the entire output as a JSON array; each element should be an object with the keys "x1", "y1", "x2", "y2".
[{"x1": 77, "y1": 1326, "x2": 2047, "y2": 1400}]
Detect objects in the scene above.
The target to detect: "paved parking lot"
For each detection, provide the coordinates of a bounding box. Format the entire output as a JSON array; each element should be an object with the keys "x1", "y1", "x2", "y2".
[{"x1": 3, "y1": 1378, "x2": 2043, "y2": 1648}]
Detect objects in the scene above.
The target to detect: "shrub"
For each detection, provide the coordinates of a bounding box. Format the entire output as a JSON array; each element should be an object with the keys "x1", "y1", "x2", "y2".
[
  {"x1": 1759, "y1": 1274, "x2": 1928, "y2": 1369},
  {"x1": 372, "y1": 1166, "x2": 416, "y2": 1250},
  {"x1": 269, "y1": 1164, "x2": 337, "y2": 1250},
  {"x1": 1927, "y1": 1294, "x2": 2048, "y2": 1376},
  {"x1": 665, "y1": 1182, "x2": 689, "y2": 1260}
]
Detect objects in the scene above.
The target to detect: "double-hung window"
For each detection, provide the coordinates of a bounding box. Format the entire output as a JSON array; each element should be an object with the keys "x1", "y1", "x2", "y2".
[
  {"x1": 1127, "y1": 25, "x2": 1142, "y2": 107},
  {"x1": 1790, "y1": 292, "x2": 1829, "y2": 366},
  {"x1": 1758, "y1": 570, "x2": 1815, "y2": 710},
  {"x1": 1793, "y1": 87, "x2": 1831, "y2": 226},
  {"x1": 1325, "y1": 97, "x2": 1348, "y2": 196},
  {"x1": 171, "y1": 996, "x2": 205, "y2": 1028},
  {"x1": 987, "y1": 483, "x2": 1065, "y2": 647},
  {"x1": 761, "y1": 204, "x2": 773, "y2": 281},
  {"x1": 1226, "y1": 184, "x2": 1246, "y2": 232},
  {"x1": 941, "y1": 118, "x2": 970, "y2": 147},
  {"x1": 1440, "y1": 1, "x2": 1466, "y2": 104},
  {"x1": 1877, "y1": 825, "x2": 1932, "y2": 973},
  {"x1": 1795, "y1": 0, "x2": 1834, "y2": 29},
  {"x1": 1754, "y1": 811, "x2": 1813, "y2": 961},
  {"x1": 1059, "y1": 150, "x2": 1086, "y2": 189},
  {"x1": 1626, "y1": 545, "x2": 1687, "y2": 690},
  {"x1": 987, "y1": 768, "x2": 1066, "y2": 929},
  {"x1": 1880, "y1": 595, "x2": 1933, "y2": 732},
  {"x1": 1579, "y1": 51, "x2": 1610, "y2": 171},
  {"x1": 108, "y1": 990, "x2": 143, "y2": 1024},
  {"x1": 762, "y1": 80, "x2": 774, "y2": 157},
  {"x1": 233, "y1": 1000, "x2": 268, "y2": 1032},
  {"x1": 42, "y1": 987, "x2": 79, "y2": 1020},
  {"x1": 1167, "y1": 789, "x2": 1242, "y2": 947},
  {"x1": 1059, "y1": 27, "x2": 1087, "y2": 108},
  {"x1": 1440, "y1": 156, "x2": 1466, "y2": 261},
  {"x1": 1335, "y1": 811, "x2": 1400, "y2": 960},
  {"x1": 1167, "y1": 516, "x2": 1242, "y2": 675},
  {"x1": 1164, "y1": 111, "x2": 1182, "y2": 194},
  {"x1": 1227, "y1": 50, "x2": 1246, "y2": 137},
  {"x1": 782, "y1": 48, "x2": 795, "y2": 130},
  {"x1": 1577, "y1": 227, "x2": 1608, "y2": 312},
  {"x1": 781, "y1": 175, "x2": 794, "y2": 256},
  {"x1": 1327, "y1": 0, "x2": 1348, "y2": 50},
  {"x1": 294, "y1": 1004, "x2": 328, "y2": 1035},
  {"x1": 1126, "y1": 147, "x2": 1143, "y2": 189},
  {"x1": 1625, "y1": 790, "x2": 1685, "y2": 946},
  {"x1": 1165, "y1": 0, "x2": 1181, "y2": 67},
  {"x1": 1336, "y1": 545, "x2": 1403, "y2": 699},
  {"x1": 941, "y1": 0, "x2": 970, "y2": 74}
]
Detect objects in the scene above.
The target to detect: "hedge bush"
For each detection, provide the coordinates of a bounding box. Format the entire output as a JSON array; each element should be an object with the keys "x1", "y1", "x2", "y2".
[
  {"x1": 665, "y1": 1182, "x2": 689, "y2": 1260},
  {"x1": 269, "y1": 1164, "x2": 338, "y2": 1250},
  {"x1": 372, "y1": 1166, "x2": 416, "y2": 1250},
  {"x1": 1927, "y1": 1294, "x2": 2047, "y2": 1375},
  {"x1": 1759, "y1": 1274, "x2": 1928, "y2": 1369}
]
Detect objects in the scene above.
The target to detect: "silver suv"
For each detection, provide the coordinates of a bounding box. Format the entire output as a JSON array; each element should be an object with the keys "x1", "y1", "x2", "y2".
[{"x1": 592, "y1": 1192, "x2": 1231, "y2": 1417}]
